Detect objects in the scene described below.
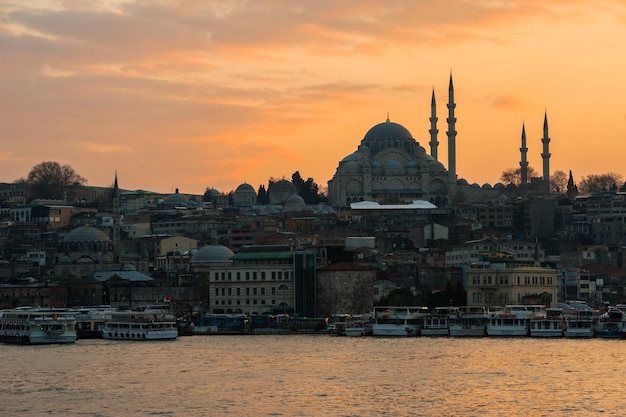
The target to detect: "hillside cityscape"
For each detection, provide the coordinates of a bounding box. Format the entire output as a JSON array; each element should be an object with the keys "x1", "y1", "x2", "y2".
[{"x1": 1, "y1": 76, "x2": 625, "y2": 317}]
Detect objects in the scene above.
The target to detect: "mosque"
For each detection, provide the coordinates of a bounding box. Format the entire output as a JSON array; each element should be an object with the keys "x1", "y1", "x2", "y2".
[{"x1": 327, "y1": 74, "x2": 553, "y2": 208}]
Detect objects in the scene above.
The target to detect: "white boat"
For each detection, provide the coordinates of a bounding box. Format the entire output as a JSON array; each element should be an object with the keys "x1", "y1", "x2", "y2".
[
  {"x1": 448, "y1": 306, "x2": 488, "y2": 337},
  {"x1": 529, "y1": 308, "x2": 564, "y2": 338},
  {"x1": 596, "y1": 307, "x2": 624, "y2": 339},
  {"x1": 71, "y1": 305, "x2": 116, "y2": 339},
  {"x1": 0, "y1": 307, "x2": 77, "y2": 344},
  {"x1": 344, "y1": 315, "x2": 373, "y2": 337},
  {"x1": 563, "y1": 309, "x2": 596, "y2": 338},
  {"x1": 372, "y1": 306, "x2": 427, "y2": 337},
  {"x1": 487, "y1": 305, "x2": 543, "y2": 337},
  {"x1": 421, "y1": 307, "x2": 454, "y2": 337},
  {"x1": 102, "y1": 311, "x2": 178, "y2": 341}
]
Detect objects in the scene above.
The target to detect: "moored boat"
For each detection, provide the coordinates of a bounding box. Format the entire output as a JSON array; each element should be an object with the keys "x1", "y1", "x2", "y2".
[
  {"x1": 421, "y1": 307, "x2": 454, "y2": 337},
  {"x1": 448, "y1": 306, "x2": 488, "y2": 337},
  {"x1": 596, "y1": 307, "x2": 624, "y2": 339},
  {"x1": 344, "y1": 315, "x2": 373, "y2": 337},
  {"x1": 0, "y1": 307, "x2": 77, "y2": 344},
  {"x1": 71, "y1": 305, "x2": 116, "y2": 339},
  {"x1": 193, "y1": 313, "x2": 249, "y2": 335},
  {"x1": 372, "y1": 306, "x2": 427, "y2": 337},
  {"x1": 563, "y1": 309, "x2": 596, "y2": 338},
  {"x1": 487, "y1": 305, "x2": 543, "y2": 337},
  {"x1": 529, "y1": 308, "x2": 564, "y2": 338},
  {"x1": 102, "y1": 311, "x2": 178, "y2": 341}
]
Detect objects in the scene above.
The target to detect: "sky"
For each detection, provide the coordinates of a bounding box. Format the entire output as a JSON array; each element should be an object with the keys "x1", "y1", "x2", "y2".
[{"x1": 1, "y1": 1, "x2": 625, "y2": 196}]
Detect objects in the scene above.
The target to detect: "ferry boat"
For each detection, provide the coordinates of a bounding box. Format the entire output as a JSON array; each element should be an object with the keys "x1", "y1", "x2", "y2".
[
  {"x1": 596, "y1": 307, "x2": 624, "y2": 339},
  {"x1": 372, "y1": 306, "x2": 427, "y2": 337},
  {"x1": 448, "y1": 306, "x2": 488, "y2": 337},
  {"x1": 0, "y1": 307, "x2": 77, "y2": 344},
  {"x1": 529, "y1": 308, "x2": 564, "y2": 338},
  {"x1": 421, "y1": 307, "x2": 454, "y2": 337},
  {"x1": 486, "y1": 305, "x2": 543, "y2": 337},
  {"x1": 344, "y1": 315, "x2": 373, "y2": 337},
  {"x1": 102, "y1": 311, "x2": 178, "y2": 341},
  {"x1": 563, "y1": 309, "x2": 596, "y2": 338},
  {"x1": 71, "y1": 305, "x2": 116, "y2": 339}
]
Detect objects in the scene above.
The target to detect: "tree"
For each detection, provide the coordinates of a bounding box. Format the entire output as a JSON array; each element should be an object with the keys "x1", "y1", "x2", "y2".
[
  {"x1": 291, "y1": 171, "x2": 327, "y2": 204},
  {"x1": 22, "y1": 161, "x2": 87, "y2": 199},
  {"x1": 499, "y1": 166, "x2": 538, "y2": 186},
  {"x1": 550, "y1": 170, "x2": 568, "y2": 193},
  {"x1": 578, "y1": 172, "x2": 623, "y2": 194},
  {"x1": 26, "y1": 161, "x2": 86, "y2": 186}
]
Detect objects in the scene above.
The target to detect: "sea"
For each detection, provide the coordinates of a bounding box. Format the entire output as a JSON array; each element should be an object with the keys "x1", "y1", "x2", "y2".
[{"x1": 1, "y1": 335, "x2": 625, "y2": 417}]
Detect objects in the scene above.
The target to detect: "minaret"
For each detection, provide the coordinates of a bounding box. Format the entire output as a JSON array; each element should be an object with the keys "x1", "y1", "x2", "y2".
[
  {"x1": 566, "y1": 170, "x2": 578, "y2": 198},
  {"x1": 541, "y1": 111, "x2": 551, "y2": 191},
  {"x1": 429, "y1": 88, "x2": 439, "y2": 160},
  {"x1": 519, "y1": 123, "x2": 528, "y2": 186},
  {"x1": 446, "y1": 73, "x2": 457, "y2": 186},
  {"x1": 112, "y1": 172, "x2": 121, "y2": 264}
]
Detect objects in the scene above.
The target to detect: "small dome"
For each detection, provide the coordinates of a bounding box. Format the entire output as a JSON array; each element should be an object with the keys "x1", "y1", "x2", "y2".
[
  {"x1": 191, "y1": 245, "x2": 235, "y2": 264},
  {"x1": 384, "y1": 160, "x2": 404, "y2": 175},
  {"x1": 236, "y1": 183, "x2": 255, "y2": 192},
  {"x1": 64, "y1": 226, "x2": 110, "y2": 243},
  {"x1": 481, "y1": 183, "x2": 493, "y2": 190},
  {"x1": 285, "y1": 194, "x2": 306, "y2": 206},
  {"x1": 457, "y1": 178, "x2": 469, "y2": 186},
  {"x1": 166, "y1": 188, "x2": 189, "y2": 204},
  {"x1": 340, "y1": 160, "x2": 362, "y2": 174},
  {"x1": 494, "y1": 183, "x2": 505, "y2": 190}
]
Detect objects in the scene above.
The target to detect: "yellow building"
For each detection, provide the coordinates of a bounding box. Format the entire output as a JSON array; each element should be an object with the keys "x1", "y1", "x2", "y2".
[{"x1": 467, "y1": 258, "x2": 557, "y2": 308}]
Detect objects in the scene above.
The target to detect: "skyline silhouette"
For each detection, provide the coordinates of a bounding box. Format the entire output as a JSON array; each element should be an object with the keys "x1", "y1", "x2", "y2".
[{"x1": 2, "y1": 1, "x2": 625, "y2": 195}]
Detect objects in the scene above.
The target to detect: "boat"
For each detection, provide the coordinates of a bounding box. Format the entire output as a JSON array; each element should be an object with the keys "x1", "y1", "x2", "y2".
[
  {"x1": 344, "y1": 315, "x2": 373, "y2": 337},
  {"x1": 596, "y1": 307, "x2": 624, "y2": 339},
  {"x1": 486, "y1": 305, "x2": 544, "y2": 337},
  {"x1": 421, "y1": 307, "x2": 454, "y2": 337},
  {"x1": 563, "y1": 309, "x2": 596, "y2": 338},
  {"x1": 0, "y1": 307, "x2": 77, "y2": 344},
  {"x1": 372, "y1": 306, "x2": 427, "y2": 337},
  {"x1": 448, "y1": 306, "x2": 488, "y2": 337},
  {"x1": 529, "y1": 307, "x2": 564, "y2": 338},
  {"x1": 102, "y1": 310, "x2": 178, "y2": 341},
  {"x1": 193, "y1": 313, "x2": 249, "y2": 334},
  {"x1": 71, "y1": 305, "x2": 116, "y2": 339}
]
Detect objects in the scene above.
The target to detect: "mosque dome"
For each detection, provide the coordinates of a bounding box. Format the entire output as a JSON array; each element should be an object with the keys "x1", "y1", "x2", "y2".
[
  {"x1": 384, "y1": 160, "x2": 404, "y2": 175},
  {"x1": 362, "y1": 120, "x2": 413, "y2": 142},
  {"x1": 236, "y1": 183, "x2": 255, "y2": 193},
  {"x1": 191, "y1": 245, "x2": 235, "y2": 264},
  {"x1": 64, "y1": 226, "x2": 110, "y2": 243},
  {"x1": 269, "y1": 179, "x2": 296, "y2": 205},
  {"x1": 406, "y1": 161, "x2": 418, "y2": 175},
  {"x1": 458, "y1": 178, "x2": 470, "y2": 186},
  {"x1": 482, "y1": 183, "x2": 493, "y2": 190},
  {"x1": 340, "y1": 160, "x2": 362, "y2": 175},
  {"x1": 233, "y1": 183, "x2": 257, "y2": 207},
  {"x1": 494, "y1": 183, "x2": 505, "y2": 190},
  {"x1": 166, "y1": 188, "x2": 189, "y2": 205},
  {"x1": 285, "y1": 194, "x2": 306, "y2": 206}
]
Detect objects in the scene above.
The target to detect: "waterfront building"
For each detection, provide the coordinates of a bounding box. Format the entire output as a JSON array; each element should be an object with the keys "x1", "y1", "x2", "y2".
[{"x1": 466, "y1": 254, "x2": 558, "y2": 307}]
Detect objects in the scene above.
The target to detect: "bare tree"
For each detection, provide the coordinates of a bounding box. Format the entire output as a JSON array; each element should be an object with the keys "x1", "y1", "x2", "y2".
[
  {"x1": 26, "y1": 161, "x2": 87, "y2": 187},
  {"x1": 578, "y1": 172, "x2": 623, "y2": 194},
  {"x1": 500, "y1": 166, "x2": 538, "y2": 186},
  {"x1": 550, "y1": 170, "x2": 568, "y2": 193}
]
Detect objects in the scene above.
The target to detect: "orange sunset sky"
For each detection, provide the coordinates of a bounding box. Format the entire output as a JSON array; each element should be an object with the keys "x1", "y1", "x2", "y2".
[{"x1": 1, "y1": 1, "x2": 625, "y2": 196}]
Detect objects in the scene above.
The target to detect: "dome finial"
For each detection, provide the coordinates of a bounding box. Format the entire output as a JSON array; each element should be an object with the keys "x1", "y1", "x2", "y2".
[{"x1": 386, "y1": 111, "x2": 390, "y2": 122}]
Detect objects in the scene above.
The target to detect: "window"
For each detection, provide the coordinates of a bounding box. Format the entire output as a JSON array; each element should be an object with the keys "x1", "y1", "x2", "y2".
[{"x1": 237, "y1": 272, "x2": 241, "y2": 281}]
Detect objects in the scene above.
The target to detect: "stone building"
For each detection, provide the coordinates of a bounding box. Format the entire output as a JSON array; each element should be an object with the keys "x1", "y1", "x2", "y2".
[{"x1": 316, "y1": 262, "x2": 376, "y2": 317}]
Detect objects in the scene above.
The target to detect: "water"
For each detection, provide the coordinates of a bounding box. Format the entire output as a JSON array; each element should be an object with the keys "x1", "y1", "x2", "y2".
[{"x1": 1, "y1": 335, "x2": 625, "y2": 416}]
